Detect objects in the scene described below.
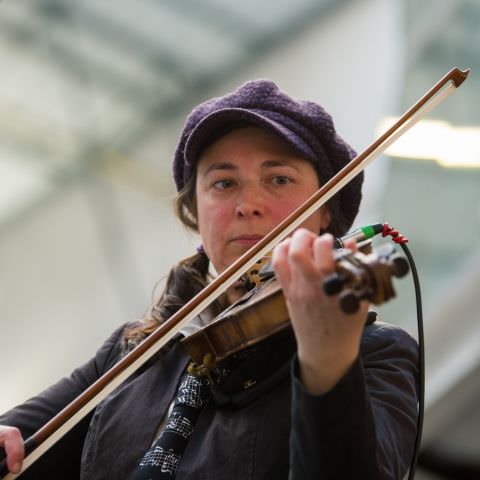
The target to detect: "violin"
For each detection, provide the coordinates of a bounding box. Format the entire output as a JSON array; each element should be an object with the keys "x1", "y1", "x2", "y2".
[
  {"x1": 0, "y1": 67, "x2": 469, "y2": 480},
  {"x1": 183, "y1": 229, "x2": 410, "y2": 380}
]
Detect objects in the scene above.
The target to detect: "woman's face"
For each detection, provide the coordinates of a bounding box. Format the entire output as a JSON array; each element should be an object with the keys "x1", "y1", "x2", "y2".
[{"x1": 195, "y1": 126, "x2": 331, "y2": 274}]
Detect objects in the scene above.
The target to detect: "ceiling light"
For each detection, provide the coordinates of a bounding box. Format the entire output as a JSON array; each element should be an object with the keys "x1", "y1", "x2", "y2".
[{"x1": 376, "y1": 117, "x2": 480, "y2": 168}]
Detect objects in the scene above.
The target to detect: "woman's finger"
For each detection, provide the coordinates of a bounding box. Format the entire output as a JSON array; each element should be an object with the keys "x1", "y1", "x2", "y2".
[
  {"x1": 272, "y1": 237, "x2": 292, "y2": 287},
  {"x1": 312, "y1": 233, "x2": 335, "y2": 275},
  {"x1": 0, "y1": 426, "x2": 24, "y2": 474}
]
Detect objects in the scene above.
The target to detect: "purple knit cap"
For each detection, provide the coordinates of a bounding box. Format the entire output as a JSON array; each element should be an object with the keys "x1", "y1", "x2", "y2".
[{"x1": 172, "y1": 79, "x2": 363, "y2": 236}]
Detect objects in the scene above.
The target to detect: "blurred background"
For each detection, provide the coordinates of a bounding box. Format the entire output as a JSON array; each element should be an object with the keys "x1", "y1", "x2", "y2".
[{"x1": 0, "y1": 0, "x2": 478, "y2": 478}]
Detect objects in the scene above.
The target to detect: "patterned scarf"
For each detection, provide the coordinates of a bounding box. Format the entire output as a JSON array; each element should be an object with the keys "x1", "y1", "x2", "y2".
[{"x1": 132, "y1": 373, "x2": 210, "y2": 479}]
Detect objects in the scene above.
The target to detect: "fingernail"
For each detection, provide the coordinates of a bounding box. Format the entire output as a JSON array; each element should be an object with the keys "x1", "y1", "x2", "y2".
[{"x1": 12, "y1": 462, "x2": 21, "y2": 473}]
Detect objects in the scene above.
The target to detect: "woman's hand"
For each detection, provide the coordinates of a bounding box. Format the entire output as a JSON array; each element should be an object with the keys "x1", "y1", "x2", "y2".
[
  {"x1": 0, "y1": 425, "x2": 24, "y2": 474},
  {"x1": 272, "y1": 229, "x2": 369, "y2": 395}
]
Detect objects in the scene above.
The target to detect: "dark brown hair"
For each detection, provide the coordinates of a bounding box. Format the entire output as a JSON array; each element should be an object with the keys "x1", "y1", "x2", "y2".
[{"x1": 123, "y1": 174, "x2": 216, "y2": 348}]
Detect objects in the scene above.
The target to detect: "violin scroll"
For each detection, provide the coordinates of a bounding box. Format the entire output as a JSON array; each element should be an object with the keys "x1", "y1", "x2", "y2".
[{"x1": 323, "y1": 243, "x2": 409, "y2": 313}]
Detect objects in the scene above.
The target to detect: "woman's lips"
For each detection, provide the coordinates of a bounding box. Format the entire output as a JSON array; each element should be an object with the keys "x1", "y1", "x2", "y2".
[{"x1": 231, "y1": 235, "x2": 263, "y2": 247}]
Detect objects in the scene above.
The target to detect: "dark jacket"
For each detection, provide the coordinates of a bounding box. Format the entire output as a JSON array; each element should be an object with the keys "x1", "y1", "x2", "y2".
[{"x1": 0, "y1": 320, "x2": 418, "y2": 479}]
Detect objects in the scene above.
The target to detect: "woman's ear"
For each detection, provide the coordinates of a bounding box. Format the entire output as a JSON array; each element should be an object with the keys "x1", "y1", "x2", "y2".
[{"x1": 320, "y1": 206, "x2": 332, "y2": 231}]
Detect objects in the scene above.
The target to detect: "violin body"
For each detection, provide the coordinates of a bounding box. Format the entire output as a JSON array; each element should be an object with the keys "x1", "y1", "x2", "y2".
[
  {"x1": 183, "y1": 277, "x2": 289, "y2": 375},
  {"x1": 182, "y1": 241, "x2": 409, "y2": 378}
]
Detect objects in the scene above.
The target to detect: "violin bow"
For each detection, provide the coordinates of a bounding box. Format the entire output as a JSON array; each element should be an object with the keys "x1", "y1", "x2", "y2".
[{"x1": 1, "y1": 67, "x2": 469, "y2": 479}]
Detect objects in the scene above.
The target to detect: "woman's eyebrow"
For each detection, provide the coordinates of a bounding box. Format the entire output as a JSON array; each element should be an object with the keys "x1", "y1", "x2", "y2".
[
  {"x1": 202, "y1": 162, "x2": 237, "y2": 175},
  {"x1": 261, "y1": 159, "x2": 301, "y2": 171},
  {"x1": 202, "y1": 158, "x2": 302, "y2": 176}
]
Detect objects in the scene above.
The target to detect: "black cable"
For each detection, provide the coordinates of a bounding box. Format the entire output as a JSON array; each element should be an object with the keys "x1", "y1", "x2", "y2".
[
  {"x1": 328, "y1": 224, "x2": 426, "y2": 479},
  {"x1": 399, "y1": 242, "x2": 425, "y2": 480}
]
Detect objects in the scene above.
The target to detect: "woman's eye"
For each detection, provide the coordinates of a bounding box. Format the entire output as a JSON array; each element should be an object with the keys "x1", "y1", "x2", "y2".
[
  {"x1": 212, "y1": 179, "x2": 235, "y2": 190},
  {"x1": 271, "y1": 175, "x2": 292, "y2": 185}
]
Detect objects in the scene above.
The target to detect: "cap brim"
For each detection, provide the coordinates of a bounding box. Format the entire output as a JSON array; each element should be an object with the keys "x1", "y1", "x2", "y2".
[{"x1": 184, "y1": 108, "x2": 317, "y2": 171}]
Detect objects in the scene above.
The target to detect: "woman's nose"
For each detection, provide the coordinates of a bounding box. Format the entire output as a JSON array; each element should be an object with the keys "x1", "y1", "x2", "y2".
[{"x1": 235, "y1": 185, "x2": 264, "y2": 218}]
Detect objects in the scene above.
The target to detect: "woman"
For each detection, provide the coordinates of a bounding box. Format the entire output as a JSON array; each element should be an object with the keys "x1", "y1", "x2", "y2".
[{"x1": 0, "y1": 79, "x2": 418, "y2": 479}]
